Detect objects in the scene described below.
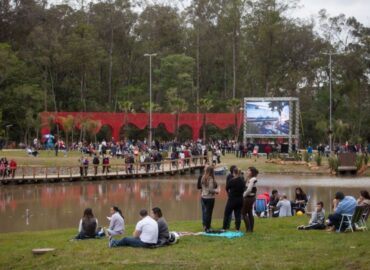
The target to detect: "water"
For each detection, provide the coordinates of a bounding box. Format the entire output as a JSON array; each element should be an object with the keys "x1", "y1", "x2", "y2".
[{"x1": 0, "y1": 175, "x2": 369, "y2": 233}]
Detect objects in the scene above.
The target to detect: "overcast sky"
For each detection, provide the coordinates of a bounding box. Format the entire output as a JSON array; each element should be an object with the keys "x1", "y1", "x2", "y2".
[
  {"x1": 293, "y1": 0, "x2": 370, "y2": 26},
  {"x1": 54, "y1": 0, "x2": 370, "y2": 26}
]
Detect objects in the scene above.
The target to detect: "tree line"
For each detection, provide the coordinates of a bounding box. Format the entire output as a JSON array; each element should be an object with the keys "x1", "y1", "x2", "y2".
[{"x1": 0, "y1": 0, "x2": 369, "y2": 145}]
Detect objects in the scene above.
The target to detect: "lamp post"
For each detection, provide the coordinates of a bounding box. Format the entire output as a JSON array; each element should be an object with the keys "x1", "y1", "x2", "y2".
[
  {"x1": 144, "y1": 53, "x2": 157, "y2": 147},
  {"x1": 5, "y1": 124, "x2": 13, "y2": 149},
  {"x1": 322, "y1": 52, "x2": 339, "y2": 153}
]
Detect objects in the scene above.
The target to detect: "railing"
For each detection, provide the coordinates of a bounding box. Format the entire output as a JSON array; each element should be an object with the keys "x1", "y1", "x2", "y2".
[{"x1": 0, "y1": 156, "x2": 207, "y2": 182}]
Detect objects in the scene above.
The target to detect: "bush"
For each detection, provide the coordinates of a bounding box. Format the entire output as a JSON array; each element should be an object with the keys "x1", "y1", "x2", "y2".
[
  {"x1": 314, "y1": 154, "x2": 322, "y2": 166},
  {"x1": 328, "y1": 155, "x2": 338, "y2": 173},
  {"x1": 364, "y1": 154, "x2": 369, "y2": 166},
  {"x1": 303, "y1": 151, "x2": 309, "y2": 163},
  {"x1": 356, "y1": 154, "x2": 364, "y2": 171}
]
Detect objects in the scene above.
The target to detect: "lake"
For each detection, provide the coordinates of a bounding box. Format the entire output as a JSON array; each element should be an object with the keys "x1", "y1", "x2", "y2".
[{"x1": 0, "y1": 174, "x2": 369, "y2": 233}]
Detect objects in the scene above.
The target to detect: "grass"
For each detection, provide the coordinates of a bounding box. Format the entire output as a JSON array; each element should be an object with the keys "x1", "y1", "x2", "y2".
[{"x1": 0, "y1": 218, "x2": 369, "y2": 270}]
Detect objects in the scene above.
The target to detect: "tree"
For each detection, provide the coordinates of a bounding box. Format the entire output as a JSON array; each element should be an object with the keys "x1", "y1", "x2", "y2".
[
  {"x1": 227, "y1": 98, "x2": 241, "y2": 141},
  {"x1": 60, "y1": 115, "x2": 75, "y2": 149},
  {"x1": 199, "y1": 98, "x2": 213, "y2": 142},
  {"x1": 167, "y1": 88, "x2": 188, "y2": 140},
  {"x1": 119, "y1": 100, "x2": 134, "y2": 139}
]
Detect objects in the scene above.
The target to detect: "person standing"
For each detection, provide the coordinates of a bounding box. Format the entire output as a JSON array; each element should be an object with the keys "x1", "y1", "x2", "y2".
[
  {"x1": 200, "y1": 166, "x2": 218, "y2": 232},
  {"x1": 9, "y1": 159, "x2": 17, "y2": 178},
  {"x1": 222, "y1": 168, "x2": 245, "y2": 231},
  {"x1": 242, "y1": 167, "x2": 258, "y2": 232},
  {"x1": 92, "y1": 154, "x2": 100, "y2": 176}
]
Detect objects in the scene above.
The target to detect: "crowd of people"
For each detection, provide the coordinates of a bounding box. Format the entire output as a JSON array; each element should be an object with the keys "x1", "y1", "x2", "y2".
[
  {"x1": 0, "y1": 157, "x2": 17, "y2": 178},
  {"x1": 74, "y1": 206, "x2": 176, "y2": 249},
  {"x1": 197, "y1": 164, "x2": 370, "y2": 233}
]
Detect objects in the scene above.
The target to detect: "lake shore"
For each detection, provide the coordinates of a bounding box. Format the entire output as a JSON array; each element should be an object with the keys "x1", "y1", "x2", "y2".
[{"x1": 1, "y1": 218, "x2": 369, "y2": 270}]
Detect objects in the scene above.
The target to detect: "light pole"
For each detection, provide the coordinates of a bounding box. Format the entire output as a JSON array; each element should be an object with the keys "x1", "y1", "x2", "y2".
[
  {"x1": 5, "y1": 124, "x2": 13, "y2": 149},
  {"x1": 322, "y1": 52, "x2": 339, "y2": 153},
  {"x1": 144, "y1": 53, "x2": 157, "y2": 147}
]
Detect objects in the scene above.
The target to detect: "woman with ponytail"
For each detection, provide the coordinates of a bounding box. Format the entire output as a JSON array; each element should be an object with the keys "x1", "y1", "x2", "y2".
[{"x1": 106, "y1": 206, "x2": 125, "y2": 236}]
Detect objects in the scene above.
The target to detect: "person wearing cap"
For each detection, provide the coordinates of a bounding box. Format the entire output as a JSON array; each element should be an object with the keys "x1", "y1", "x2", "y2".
[{"x1": 326, "y1": 191, "x2": 356, "y2": 232}]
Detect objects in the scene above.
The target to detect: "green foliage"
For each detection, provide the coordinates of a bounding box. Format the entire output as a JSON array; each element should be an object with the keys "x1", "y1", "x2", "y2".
[
  {"x1": 314, "y1": 154, "x2": 322, "y2": 166},
  {"x1": 365, "y1": 154, "x2": 369, "y2": 166},
  {"x1": 303, "y1": 151, "x2": 309, "y2": 163},
  {"x1": 1, "y1": 1, "x2": 370, "y2": 144},
  {"x1": 328, "y1": 155, "x2": 339, "y2": 173},
  {"x1": 356, "y1": 154, "x2": 364, "y2": 171}
]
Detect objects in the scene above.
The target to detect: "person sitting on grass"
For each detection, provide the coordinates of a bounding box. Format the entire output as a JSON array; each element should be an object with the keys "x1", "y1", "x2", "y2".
[
  {"x1": 105, "y1": 206, "x2": 124, "y2": 237},
  {"x1": 326, "y1": 191, "x2": 357, "y2": 232},
  {"x1": 269, "y1": 190, "x2": 280, "y2": 217},
  {"x1": 109, "y1": 209, "x2": 158, "y2": 248},
  {"x1": 297, "y1": 202, "x2": 326, "y2": 230},
  {"x1": 152, "y1": 207, "x2": 169, "y2": 246},
  {"x1": 357, "y1": 190, "x2": 370, "y2": 207},
  {"x1": 75, "y1": 208, "x2": 99, "y2": 240},
  {"x1": 276, "y1": 194, "x2": 292, "y2": 217},
  {"x1": 291, "y1": 187, "x2": 308, "y2": 214}
]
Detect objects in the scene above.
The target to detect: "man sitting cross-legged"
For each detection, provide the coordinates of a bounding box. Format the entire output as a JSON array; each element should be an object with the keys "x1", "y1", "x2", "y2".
[{"x1": 109, "y1": 209, "x2": 158, "y2": 248}]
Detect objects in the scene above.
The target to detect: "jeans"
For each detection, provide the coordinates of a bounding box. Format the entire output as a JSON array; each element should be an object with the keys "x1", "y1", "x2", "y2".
[
  {"x1": 328, "y1": 213, "x2": 345, "y2": 231},
  {"x1": 303, "y1": 223, "x2": 326, "y2": 230},
  {"x1": 242, "y1": 196, "x2": 256, "y2": 232},
  {"x1": 201, "y1": 199, "x2": 207, "y2": 227},
  {"x1": 223, "y1": 197, "x2": 243, "y2": 230},
  {"x1": 110, "y1": 237, "x2": 153, "y2": 248},
  {"x1": 201, "y1": 198, "x2": 215, "y2": 230}
]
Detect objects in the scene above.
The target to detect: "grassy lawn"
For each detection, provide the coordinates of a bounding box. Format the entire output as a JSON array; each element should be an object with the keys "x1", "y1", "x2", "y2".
[{"x1": 0, "y1": 218, "x2": 369, "y2": 270}]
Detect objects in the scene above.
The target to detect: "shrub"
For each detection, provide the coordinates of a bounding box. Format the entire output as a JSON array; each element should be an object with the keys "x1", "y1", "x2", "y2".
[
  {"x1": 303, "y1": 151, "x2": 309, "y2": 163},
  {"x1": 328, "y1": 155, "x2": 338, "y2": 173},
  {"x1": 314, "y1": 154, "x2": 322, "y2": 166},
  {"x1": 356, "y1": 154, "x2": 364, "y2": 171},
  {"x1": 364, "y1": 154, "x2": 369, "y2": 166}
]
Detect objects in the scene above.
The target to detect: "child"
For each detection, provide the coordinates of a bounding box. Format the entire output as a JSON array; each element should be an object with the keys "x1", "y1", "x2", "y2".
[{"x1": 297, "y1": 201, "x2": 326, "y2": 230}]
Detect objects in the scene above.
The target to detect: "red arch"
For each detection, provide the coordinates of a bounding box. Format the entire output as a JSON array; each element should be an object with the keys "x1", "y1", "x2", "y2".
[{"x1": 40, "y1": 112, "x2": 243, "y2": 141}]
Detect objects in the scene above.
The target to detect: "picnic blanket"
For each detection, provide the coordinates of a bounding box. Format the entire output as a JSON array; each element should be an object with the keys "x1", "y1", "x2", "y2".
[{"x1": 200, "y1": 231, "x2": 244, "y2": 239}]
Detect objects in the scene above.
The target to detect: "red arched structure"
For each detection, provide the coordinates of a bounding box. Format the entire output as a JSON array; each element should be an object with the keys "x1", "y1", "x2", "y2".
[{"x1": 40, "y1": 112, "x2": 243, "y2": 141}]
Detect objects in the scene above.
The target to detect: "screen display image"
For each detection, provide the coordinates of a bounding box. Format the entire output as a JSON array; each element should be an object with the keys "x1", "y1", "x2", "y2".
[{"x1": 245, "y1": 101, "x2": 290, "y2": 136}]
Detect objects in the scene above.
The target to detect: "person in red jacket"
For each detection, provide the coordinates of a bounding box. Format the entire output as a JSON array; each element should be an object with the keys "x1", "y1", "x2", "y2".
[{"x1": 9, "y1": 159, "x2": 17, "y2": 178}]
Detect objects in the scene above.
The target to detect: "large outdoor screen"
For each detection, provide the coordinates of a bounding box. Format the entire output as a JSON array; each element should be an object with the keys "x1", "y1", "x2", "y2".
[{"x1": 245, "y1": 100, "x2": 290, "y2": 136}]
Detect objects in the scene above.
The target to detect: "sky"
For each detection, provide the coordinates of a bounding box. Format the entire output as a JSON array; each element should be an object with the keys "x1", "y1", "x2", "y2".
[
  {"x1": 53, "y1": 0, "x2": 370, "y2": 26},
  {"x1": 292, "y1": 0, "x2": 370, "y2": 26}
]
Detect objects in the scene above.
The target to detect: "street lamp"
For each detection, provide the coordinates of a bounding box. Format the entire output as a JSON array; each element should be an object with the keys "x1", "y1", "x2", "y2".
[
  {"x1": 144, "y1": 53, "x2": 157, "y2": 147},
  {"x1": 5, "y1": 124, "x2": 13, "y2": 148},
  {"x1": 322, "y1": 52, "x2": 340, "y2": 153}
]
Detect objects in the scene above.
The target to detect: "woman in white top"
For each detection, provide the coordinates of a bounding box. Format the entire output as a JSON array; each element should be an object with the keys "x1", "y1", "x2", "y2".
[
  {"x1": 106, "y1": 206, "x2": 125, "y2": 236},
  {"x1": 201, "y1": 166, "x2": 218, "y2": 231},
  {"x1": 242, "y1": 167, "x2": 258, "y2": 232}
]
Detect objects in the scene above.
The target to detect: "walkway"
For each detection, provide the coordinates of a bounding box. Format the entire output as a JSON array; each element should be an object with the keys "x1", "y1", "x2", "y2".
[{"x1": 0, "y1": 157, "x2": 206, "y2": 184}]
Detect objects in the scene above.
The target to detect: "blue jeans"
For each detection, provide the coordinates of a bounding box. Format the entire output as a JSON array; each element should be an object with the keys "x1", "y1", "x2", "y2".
[{"x1": 110, "y1": 237, "x2": 152, "y2": 248}]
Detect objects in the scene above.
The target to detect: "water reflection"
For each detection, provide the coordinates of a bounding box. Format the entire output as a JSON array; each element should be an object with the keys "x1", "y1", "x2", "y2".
[{"x1": 0, "y1": 175, "x2": 369, "y2": 233}]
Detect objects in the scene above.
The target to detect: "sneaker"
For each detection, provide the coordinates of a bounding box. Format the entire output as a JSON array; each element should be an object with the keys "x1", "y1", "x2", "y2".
[{"x1": 297, "y1": 225, "x2": 304, "y2": 230}]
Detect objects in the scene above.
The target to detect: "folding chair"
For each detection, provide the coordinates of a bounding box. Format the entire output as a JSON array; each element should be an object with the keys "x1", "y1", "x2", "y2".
[
  {"x1": 357, "y1": 205, "x2": 369, "y2": 231},
  {"x1": 255, "y1": 199, "x2": 268, "y2": 218},
  {"x1": 337, "y1": 206, "x2": 364, "y2": 233}
]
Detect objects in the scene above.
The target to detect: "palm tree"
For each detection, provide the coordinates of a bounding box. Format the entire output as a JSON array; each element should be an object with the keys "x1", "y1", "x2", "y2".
[
  {"x1": 199, "y1": 98, "x2": 214, "y2": 142},
  {"x1": 60, "y1": 115, "x2": 75, "y2": 149},
  {"x1": 227, "y1": 98, "x2": 241, "y2": 141},
  {"x1": 119, "y1": 100, "x2": 134, "y2": 139}
]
